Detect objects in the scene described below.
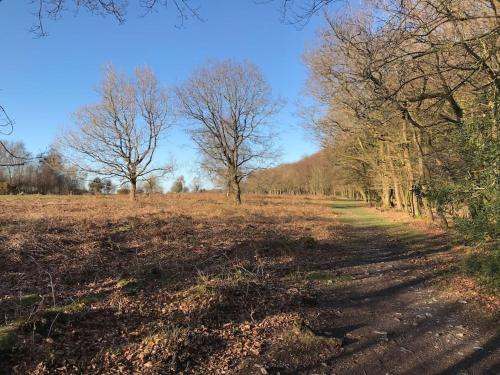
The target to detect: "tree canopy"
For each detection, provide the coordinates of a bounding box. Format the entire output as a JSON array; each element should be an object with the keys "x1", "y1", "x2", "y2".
[{"x1": 62, "y1": 66, "x2": 172, "y2": 200}]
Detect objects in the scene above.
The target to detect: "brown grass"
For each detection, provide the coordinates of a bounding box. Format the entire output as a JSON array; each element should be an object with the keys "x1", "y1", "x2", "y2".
[
  {"x1": 2, "y1": 193, "x2": 497, "y2": 374},
  {"x1": 0, "y1": 193, "x2": 339, "y2": 374}
]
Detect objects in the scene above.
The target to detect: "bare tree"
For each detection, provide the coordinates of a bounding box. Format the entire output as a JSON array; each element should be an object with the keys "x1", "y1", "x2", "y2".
[
  {"x1": 176, "y1": 60, "x2": 281, "y2": 204},
  {"x1": 0, "y1": 141, "x2": 31, "y2": 184},
  {"x1": 276, "y1": 0, "x2": 340, "y2": 26},
  {"x1": 62, "y1": 65, "x2": 172, "y2": 200},
  {"x1": 303, "y1": 0, "x2": 499, "y2": 226},
  {"x1": 20, "y1": 0, "x2": 202, "y2": 37},
  {"x1": 0, "y1": 105, "x2": 14, "y2": 138},
  {"x1": 143, "y1": 174, "x2": 162, "y2": 194},
  {"x1": 0, "y1": 105, "x2": 37, "y2": 166},
  {"x1": 190, "y1": 175, "x2": 202, "y2": 192},
  {"x1": 9, "y1": 0, "x2": 341, "y2": 37}
]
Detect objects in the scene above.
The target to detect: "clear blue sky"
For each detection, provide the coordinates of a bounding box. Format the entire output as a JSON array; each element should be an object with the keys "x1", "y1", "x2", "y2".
[{"x1": 0, "y1": 1, "x2": 325, "y2": 188}]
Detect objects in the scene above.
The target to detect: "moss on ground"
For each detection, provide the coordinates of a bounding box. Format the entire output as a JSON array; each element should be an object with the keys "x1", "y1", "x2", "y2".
[{"x1": 0, "y1": 321, "x2": 24, "y2": 355}]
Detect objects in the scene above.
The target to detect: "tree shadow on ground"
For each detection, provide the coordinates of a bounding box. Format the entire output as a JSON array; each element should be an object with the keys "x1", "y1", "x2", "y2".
[{"x1": 1, "y1": 207, "x2": 498, "y2": 374}]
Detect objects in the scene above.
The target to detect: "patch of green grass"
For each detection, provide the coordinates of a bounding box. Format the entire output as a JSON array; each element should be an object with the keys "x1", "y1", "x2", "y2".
[
  {"x1": 27, "y1": 301, "x2": 89, "y2": 336},
  {"x1": 42, "y1": 293, "x2": 107, "y2": 317},
  {"x1": 285, "y1": 270, "x2": 353, "y2": 284},
  {"x1": 116, "y1": 277, "x2": 137, "y2": 288},
  {"x1": 187, "y1": 276, "x2": 216, "y2": 298},
  {"x1": 397, "y1": 232, "x2": 429, "y2": 243},
  {"x1": 19, "y1": 293, "x2": 40, "y2": 306},
  {"x1": 116, "y1": 277, "x2": 141, "y2": 294},
  {"x1": 80, "y1": 292, "x2": 108, "y2": 304},
  {"x1": 189, "y1": 271, "x2": 253, "y2": 296},
  {"x1": 115, "y1": 267, "x2": 175, "y2": 295},
  {"x1": 0, "y1": 323, "x2": 19, "y2": 354},
  {"x1": 5, "y1": 298, "x2": 105, "y2": 339},
  {"x1": 45, "y1": 301, "x2": 86, "y2": 315},
  {"x1": 284, "y1": 271, "x2": 301, "y2": 282},
  {"x1": 331, "y1": 201, "x2": 401, "y2": 228},
  {"x1": 331, "y1": 200, "x2": 430, "y2": 245}
]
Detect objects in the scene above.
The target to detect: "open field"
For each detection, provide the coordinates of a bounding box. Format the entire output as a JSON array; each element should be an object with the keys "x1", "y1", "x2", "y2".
[{"x1": 0, "y1": 194, "x2": 498, "y2": 374}]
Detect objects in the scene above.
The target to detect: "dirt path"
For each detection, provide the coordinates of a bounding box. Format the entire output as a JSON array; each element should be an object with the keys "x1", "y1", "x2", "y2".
[{"x1": 301, "y1": 201, "x2": 499, "y2": 375}]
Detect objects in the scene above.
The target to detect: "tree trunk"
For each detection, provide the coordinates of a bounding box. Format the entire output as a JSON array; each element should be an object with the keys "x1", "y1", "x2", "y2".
[
  {"x1": 130, "y1": 179, "x2": 137, "y2": 201},
  {"x1": 379, "y1": 143, "x2": 391, "y2": 209},
  {"x1": 358, "y1": 187, "x2": 367, "y2": 202},
  {"x1": 413, "y1": 128, "x2": 434, "y2": 219},
  {"x1": 402, "y1": 121, "x2": 419, "y2": 217},
  {"x1": 234, "y1": 179, "x2": 241, "y2": 205},
  {"x1": 393, "y1": 181, "x2": 403, "y2": 210},
  {"x1": 387, "y1": 145, "x2": 403, "y2": 210},
  {"x1": 226, "y1": 178, "x2": 233, "y2": 197}
]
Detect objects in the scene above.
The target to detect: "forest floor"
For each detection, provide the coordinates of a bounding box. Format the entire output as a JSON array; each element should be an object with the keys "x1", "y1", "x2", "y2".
[{"x1": 0, "y1": 194, "x2": 498, "y2": 374}]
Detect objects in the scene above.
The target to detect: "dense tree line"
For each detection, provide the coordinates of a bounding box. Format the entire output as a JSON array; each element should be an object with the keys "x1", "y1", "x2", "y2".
[
  {"x1": 0, "y1": 141, "x2": 85, "y2": 194},
  {"x1": 247, "y1": 0, "x2": 498, "y2": 247},
  {"x1": 244, "y1": 151, "x2": 337, "y2": 195},
  {"x1": 302, "y1": 0, "x2": 498, "y2": 244}
]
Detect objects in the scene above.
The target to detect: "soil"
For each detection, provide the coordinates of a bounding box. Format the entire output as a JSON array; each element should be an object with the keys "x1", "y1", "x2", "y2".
[{"x1": 0, "y1": 195, "x2": 498, "y2": 374}]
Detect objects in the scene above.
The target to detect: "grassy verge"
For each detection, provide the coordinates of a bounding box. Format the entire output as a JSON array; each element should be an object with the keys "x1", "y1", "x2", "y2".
[{"x1": 332, "y1": 200, "x2": 499, "y2": 295}]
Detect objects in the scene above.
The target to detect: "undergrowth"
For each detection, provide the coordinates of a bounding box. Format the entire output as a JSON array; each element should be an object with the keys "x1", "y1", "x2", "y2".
[{"x1": 463, "y1": 247, "x2": 500, "y2": 291}]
